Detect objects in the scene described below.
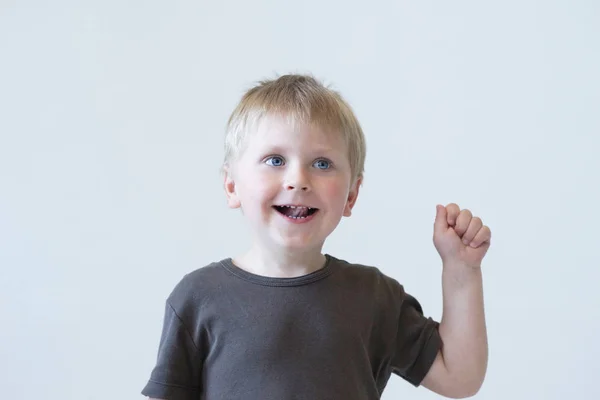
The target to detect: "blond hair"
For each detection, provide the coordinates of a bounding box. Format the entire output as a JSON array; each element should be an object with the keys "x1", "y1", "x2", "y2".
[{"x1": 223, "y1": 74, "x2": 366, "y2": 184}]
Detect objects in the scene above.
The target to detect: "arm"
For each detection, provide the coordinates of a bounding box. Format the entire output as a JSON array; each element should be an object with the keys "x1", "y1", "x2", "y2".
[
  {"x1": 421, "y1": 203, "x2": 491, "y2": 398},
  {"x1": 421, "y1": 263, "x2": 488, "y2": 398}
]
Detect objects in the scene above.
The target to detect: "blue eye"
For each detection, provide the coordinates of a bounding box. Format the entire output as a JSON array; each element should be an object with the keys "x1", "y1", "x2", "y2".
[
  {"x1": 314, "y1": 159, "x2": 331, "y2": 169},
  {"x1": 265, "y1": 156, "x2": 284, "y2": 166}
]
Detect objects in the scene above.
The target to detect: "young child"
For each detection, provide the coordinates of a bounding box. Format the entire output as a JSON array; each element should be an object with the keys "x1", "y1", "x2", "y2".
[{"x1": 141, "y1": 74, "x2": 491, "y2": 400}]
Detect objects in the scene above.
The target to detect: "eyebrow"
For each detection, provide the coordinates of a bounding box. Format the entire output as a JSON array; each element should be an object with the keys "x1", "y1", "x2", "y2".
[{"x1": 259, "y1": 144, "x2": 339, "y2": 155}]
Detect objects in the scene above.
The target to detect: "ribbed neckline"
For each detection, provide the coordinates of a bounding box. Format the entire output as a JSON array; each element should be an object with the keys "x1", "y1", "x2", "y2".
[{"x1": 218, "y1": 254, "x2": 338, "y2": 287}]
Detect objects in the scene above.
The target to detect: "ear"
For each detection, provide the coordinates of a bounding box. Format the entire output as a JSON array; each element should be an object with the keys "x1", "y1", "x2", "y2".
[
  {"x1": 223, "y1": 165, "x2": 241, "y2": 209},
  {"x1": 343, "y1": 176, "x2": 362, "y2": 217}
]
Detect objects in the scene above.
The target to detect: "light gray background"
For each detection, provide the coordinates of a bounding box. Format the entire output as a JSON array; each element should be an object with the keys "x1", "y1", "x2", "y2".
[{"x1": 1, "y1": 1, "x2": 598, "y2": 399}]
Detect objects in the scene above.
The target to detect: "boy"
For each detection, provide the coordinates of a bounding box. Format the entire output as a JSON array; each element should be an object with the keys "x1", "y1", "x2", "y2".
[{"x1": 141, "y1": 74, "x2": 491, "y2": 399}]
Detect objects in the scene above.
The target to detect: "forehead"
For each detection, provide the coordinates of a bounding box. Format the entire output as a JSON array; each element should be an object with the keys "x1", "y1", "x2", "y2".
[{"x1": 250, "y1": 114, "x2": 346, "y2": 150}]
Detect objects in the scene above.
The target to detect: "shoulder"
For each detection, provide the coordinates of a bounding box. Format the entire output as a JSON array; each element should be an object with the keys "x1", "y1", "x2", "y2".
[
  {"x1": 328, "y1": 254, "x2": 409, "y2": 299},
  {"x1": 329, "y1": 255, "x2": 428, "y2": 323},
  {"x1": 165, "y1": 259, "x2": 231, "y2": 317}
]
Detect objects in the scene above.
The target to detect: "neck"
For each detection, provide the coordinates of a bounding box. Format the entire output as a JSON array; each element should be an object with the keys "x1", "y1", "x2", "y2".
[{"x1": 233, "y1": 242, "x2": 327, "y2": 278}]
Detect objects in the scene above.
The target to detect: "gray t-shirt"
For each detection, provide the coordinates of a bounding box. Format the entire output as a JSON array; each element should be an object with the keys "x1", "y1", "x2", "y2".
[{"x1": 141, "y1": 254, "x2": 441, "y2": 400}]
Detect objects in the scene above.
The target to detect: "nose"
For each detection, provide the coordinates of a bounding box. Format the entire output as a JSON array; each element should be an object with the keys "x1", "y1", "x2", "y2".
[{"x1": 284, "y1": 166, "x2": 311, "y2": 192}]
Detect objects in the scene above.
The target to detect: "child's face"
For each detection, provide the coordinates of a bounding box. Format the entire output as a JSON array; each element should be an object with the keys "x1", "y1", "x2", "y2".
[{"x1": 224, "y1": 114, "x2": 361, "y2": 252}]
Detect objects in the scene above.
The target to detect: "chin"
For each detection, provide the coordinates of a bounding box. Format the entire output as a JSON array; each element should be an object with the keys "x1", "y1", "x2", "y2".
[{"x1": 273, "y1": 235, "x2": 324, "y2": 251}]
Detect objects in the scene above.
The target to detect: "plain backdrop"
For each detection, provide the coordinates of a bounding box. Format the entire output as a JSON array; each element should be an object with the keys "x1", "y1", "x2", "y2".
[{"x1": 1, "y1": 1, "x2": 599, "y2": 399}]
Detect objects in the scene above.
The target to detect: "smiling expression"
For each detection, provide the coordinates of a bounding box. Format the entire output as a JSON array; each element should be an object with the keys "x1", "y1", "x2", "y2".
[{"x1": 224, "y1": 114, "x2": 361, "y2": 251}]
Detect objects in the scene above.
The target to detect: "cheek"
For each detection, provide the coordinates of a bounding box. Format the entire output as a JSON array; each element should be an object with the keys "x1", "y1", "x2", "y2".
[
  {"x1": 238, "y1": 172, "x2": 279, "y2": 203},
  {"x1": 321, "y1": 180, "x2": 350, "y2": 207}
]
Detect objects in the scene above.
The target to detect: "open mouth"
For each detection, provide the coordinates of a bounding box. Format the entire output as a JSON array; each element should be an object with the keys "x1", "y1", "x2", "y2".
[{"x1": 273, "y1": 205, "x2": 319, "y2": 219}]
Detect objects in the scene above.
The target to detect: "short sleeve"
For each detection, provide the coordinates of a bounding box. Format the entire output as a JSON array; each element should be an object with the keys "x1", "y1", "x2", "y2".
[
  {"x1": 390, "y1": 293, "x2": 442, "y2": 387},
  {"x1": 141, "y1": 301, "x2": 203, "y2": 400}
]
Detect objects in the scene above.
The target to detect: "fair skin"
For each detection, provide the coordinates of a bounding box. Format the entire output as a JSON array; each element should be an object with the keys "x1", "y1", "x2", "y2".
[
  {"x1": 420, "y1": 203, "x2": 491, "y2": 398},
  {"x1": 223, "y1": 115, "x2": 360, "y2": 277},
  {"x1": 150, "y1": 114, "x2": 490, "y2": 399}
]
